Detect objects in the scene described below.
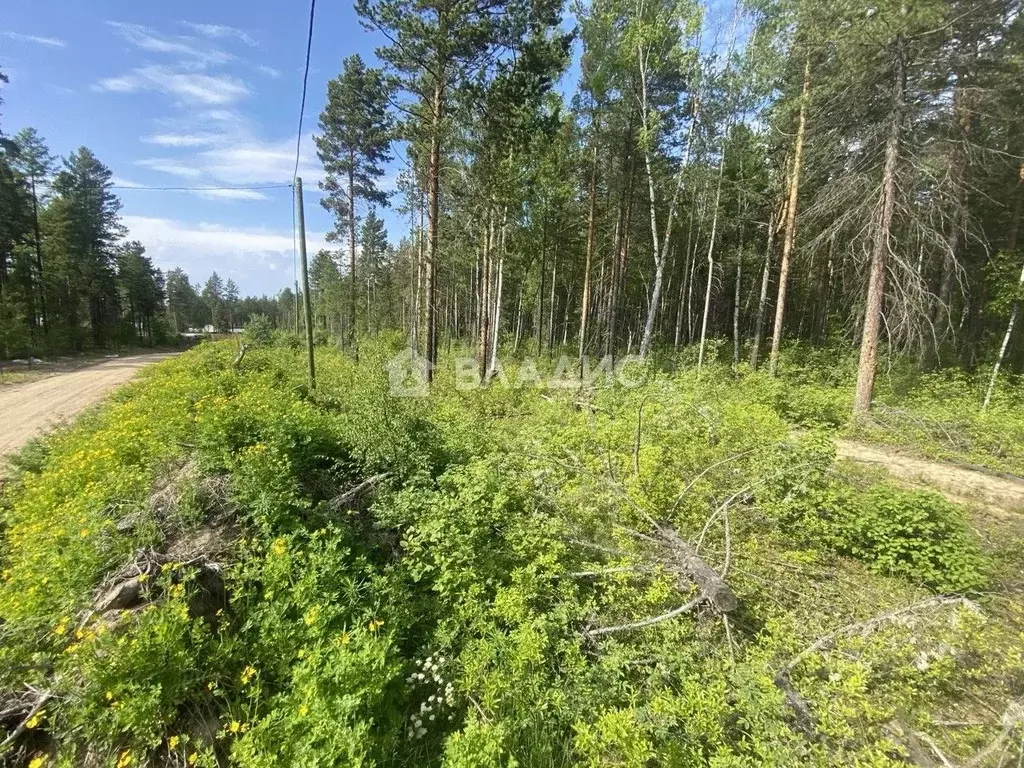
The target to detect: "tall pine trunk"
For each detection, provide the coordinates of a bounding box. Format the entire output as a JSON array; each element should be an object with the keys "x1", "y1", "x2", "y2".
[
  {"x1": 579, "y1": 127, "x2": 599, "y2": 375},
  {"x1": 697, "y1": 150, "x2": 727, "y2": 369},
  {"x1": 853, "y1": 34, "x2": 906, "y2": 416},
  {"x1": 425, "y1": 83, "x2": 443, "y2": 380},
  {"x1": 348, "y1": 159, "x2": 358, "y2": 357},
  {"x1": 768, "y1": 53, "x2": 811, "y2": 376},
  {"x1": 750, "y1": 205, "x2": 780, "y2": 368}
]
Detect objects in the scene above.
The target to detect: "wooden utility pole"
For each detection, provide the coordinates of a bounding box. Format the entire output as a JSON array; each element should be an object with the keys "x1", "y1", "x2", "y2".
[{"x1": 296, "y1": 177, "x2": 316, "y2": 390}]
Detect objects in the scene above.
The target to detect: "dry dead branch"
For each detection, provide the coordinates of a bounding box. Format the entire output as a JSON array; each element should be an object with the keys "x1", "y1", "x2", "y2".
[
  {"x1": 0, "y1": 688, "x2": 53, "y2": 755},
  {"x1": 232, "y1": 342, "x2": 248, "y2": 369},
  {"x1": 325, "y1": 472, "x2": 392, "y2": 513}
]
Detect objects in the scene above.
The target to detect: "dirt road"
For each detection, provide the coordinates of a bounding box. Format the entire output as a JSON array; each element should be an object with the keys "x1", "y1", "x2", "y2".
[
  {"x1": 836, "y1": 439, "x2": 1024, "y2": 516},
  {"x1": 0, "y1": 353, "x2": 176, "y2": 460}
]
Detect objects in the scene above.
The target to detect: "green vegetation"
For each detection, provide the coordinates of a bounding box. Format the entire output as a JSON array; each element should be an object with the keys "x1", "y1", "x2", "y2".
[{"x1": 2, "y1": 339, "x2": 1020, "y2": 766}]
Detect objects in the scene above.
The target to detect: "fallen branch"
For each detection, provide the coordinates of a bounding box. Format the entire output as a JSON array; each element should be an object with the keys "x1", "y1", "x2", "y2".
[
  {"x1": 586, "y1": 595, "x2": 703, "y2": 637},
  {"x1": 659, "y1": 527, "x2": 737, "y2": 613},
  {"x1": 964, "y1": 698, "x2": 1024, "y2": 768},
  {"x1": 783, "y1": 596, "x2": 979, "y2": 673},
  {"x1": 556, "y1": 566, "x2": 648, "y2": 579},
  {"x1": 325, "y1": 473, "x2": 392, "y2": 513},
  {"x1": 914, "y1": 730, "x2": 954, "y2": 768},
  {"x1": 232, "y1": 343, "x2": 248, "y2": 369},
  {"x1": 668, "y1": 450, "x2": 755, "y2": 515},
  {"x1": 774, "y1": 597, "x2": 980, "y2": 743},
  {"x1": 0, "y1": 690, "x2": 53, "y2": 755}
]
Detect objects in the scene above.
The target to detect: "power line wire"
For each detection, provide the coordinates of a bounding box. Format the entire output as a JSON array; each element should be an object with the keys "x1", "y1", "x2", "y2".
[
  {"x1": 110, "y1": 183, "x2": 293, "y2": 191},
  {"x1": 293, "y1": 0, "x2": 317, "y2": 181}
]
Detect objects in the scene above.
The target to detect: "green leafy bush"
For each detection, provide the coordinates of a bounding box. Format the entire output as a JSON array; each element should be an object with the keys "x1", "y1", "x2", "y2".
[
  {"x1": 834, "y1": 486, "x2": 987, "y2": 593},
  {"x1": 243, "y1": 314, "x2": 274, "y2": 347}
]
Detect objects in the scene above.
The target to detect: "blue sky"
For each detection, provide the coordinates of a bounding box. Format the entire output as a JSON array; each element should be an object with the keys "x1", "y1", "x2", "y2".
[{"x1": 1, "y1": 0, "x2": 404, "y2": 296}]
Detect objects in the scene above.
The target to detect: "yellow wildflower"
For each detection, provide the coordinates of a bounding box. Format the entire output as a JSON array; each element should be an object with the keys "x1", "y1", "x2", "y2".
[
  {"x1": 339, "y1": 631, "x2": 351, "y2": 645},
  {"x1": 105, "y1": 691, "x2": 114, "y2": 701},
  {"x1": 229, "y1": 721, "x2": 241, "y2": 734},
  {"x1": 240, "y1": 665, "x2": 256, "y2": 685},
  {"x1": 116, "y1": 750, "x2": 133, "y2": 768},
  {"x1": 368, "y1": 618, "x2": 384, "y2": 632},
  {"x1": 25, "y1": 710, "x2": 45, "y2": 729},
  {"x1": 298, "y1": 704, "x2": 309, "y2": 717},
  {"x1": 187, "y1": 753, "x2": 198, "y2": 765},
  {"x1": 168, "y1": 735, "x2": 180, "y2": 750},
  {"x1": 28, "y1": 755, "x2": 47, "y2": 768}
]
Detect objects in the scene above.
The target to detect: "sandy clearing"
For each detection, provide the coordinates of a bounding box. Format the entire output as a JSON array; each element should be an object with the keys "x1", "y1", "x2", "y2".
[
  {"x1": 836, "y1": 439, "x2": 1024, "y2": 516},
  {"x1": 0, "y1": 353, "x2": 176, "y2": 461}
]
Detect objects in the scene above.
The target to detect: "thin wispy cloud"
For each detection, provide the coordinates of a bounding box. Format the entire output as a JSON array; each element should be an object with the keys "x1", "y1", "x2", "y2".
[
  {"x1": 257, "y1": 65, "x2": 282, "y2": 79},
  {"x1": 193, "y1": 188, "x2": 269, "y2": 201},
  {"x1": 198, "y1": 134, "x2": 322, "y2": 185},
  {"x1": 181, "y1": 23, "x2": 257, "y2": 48},
  {"x1": 135, "y1": 158, "x2": 205, "y2": 178},
  {"x1": 2, "y1": 30, "x2": 66, "y2": 48},
  {"x1": 95, "y1": 65, "x2": 250, "y2": 105},
  {"x1": 105, "y1": 22, "x2": 231, "y2": 65},
  {"x1": 142, "y1": 132, "x2": 221, "y2": 147},
  {"x1": 110, "y1": 176, "x2": 145, "y2": 188}
]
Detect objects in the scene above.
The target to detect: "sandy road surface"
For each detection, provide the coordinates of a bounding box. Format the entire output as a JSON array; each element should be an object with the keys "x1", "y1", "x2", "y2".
[
  {"x1": 836, "y1": 439, "x2": 1024, "y2": 516},
  {"x1": 0, "y1": 353, "x2": 176, "y2": 460}
]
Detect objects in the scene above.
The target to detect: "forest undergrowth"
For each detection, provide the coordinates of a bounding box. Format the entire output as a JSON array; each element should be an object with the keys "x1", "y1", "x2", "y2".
[{"x1": 0, "y1": 337, "x2": 1021, "y2": 767}]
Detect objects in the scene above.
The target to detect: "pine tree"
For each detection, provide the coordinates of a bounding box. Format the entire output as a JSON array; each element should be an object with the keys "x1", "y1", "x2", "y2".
[
  {"x1": 225, "y1": 278, "x2": 240, "y2": 331},
  {"x1": 46, "y1": 147, "x2": 124, "y2": 348},
  {"x1": 315, "y1": 54, "x2": 393, "y2": 354},
  {"x1": 10, "y1": 128, "x2": 56, "y2": 333},
  {"x1": 202, "y1": 272, "x2": 226, "y2": 332},
  {"x1": 356, "y1": 0, "x2": 565, "y2": 378}
]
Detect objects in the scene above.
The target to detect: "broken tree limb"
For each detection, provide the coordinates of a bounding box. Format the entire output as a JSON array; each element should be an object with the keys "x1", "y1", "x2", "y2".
[
  {"x1": 232, "y1": 343, "x2": 248, "y2": 369},
  {"x1": 964, "y1": 698, "x2": 1024, "y2": 768},
  {"x1": 325, "y1": 473, "x2": 392, "y2": 513},
  {"x1": 586, "y1": 595, "x2": 704, "y2": 637},
  {"x1": 783, "y1": 596, "x2": 979, "y2": 674},
  {"x1": 775, "y1": 668, "x2": 818, "y2": 740},
  {"x1": 0, "y1": 690, "x2": 53, "y2": 755},
  {"x1": 659, "y1": 526, "x2": 738, "y2": 613}
]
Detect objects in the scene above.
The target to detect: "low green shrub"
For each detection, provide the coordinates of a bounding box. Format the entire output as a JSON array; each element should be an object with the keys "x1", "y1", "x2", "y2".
[{"x1": 835, "y1": 486, "x2": 987, "y2": 593}]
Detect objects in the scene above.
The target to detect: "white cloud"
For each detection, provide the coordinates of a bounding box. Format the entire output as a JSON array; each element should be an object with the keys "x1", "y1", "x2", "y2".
[
  {"x1": 105, "y1": 22, "x2": 231, "y2": 65},
  {"x1": 111, "y1": 176, "x2": 146, "y2": 188},
  {"x1": 135, "y1": 158, "x2": 205, "y2": 178},
  {"x1": 198, "y1": 134, "x2": 322, "y2": 185},
  {"x1": 257, "y1": 65, "x2": 282, "y2": 79},
  {"x1": 2, "y1": 31, "x2": 66, "y2": 47},
  {"x1": 142, "y1": 132, "x2": 221, "y2": 147},
  {"x1": 182, "y1": 22, "x2": 257, "y2": 47},
  {"x1": 193, "y1": 188, "x2": 269, "y2": 201},
  {"x1": 94, "y1": 65, "x2": 250, "y2": 105},
  {"x1": 122, "y1": 215, "x2": 328, "y2": 293}
]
